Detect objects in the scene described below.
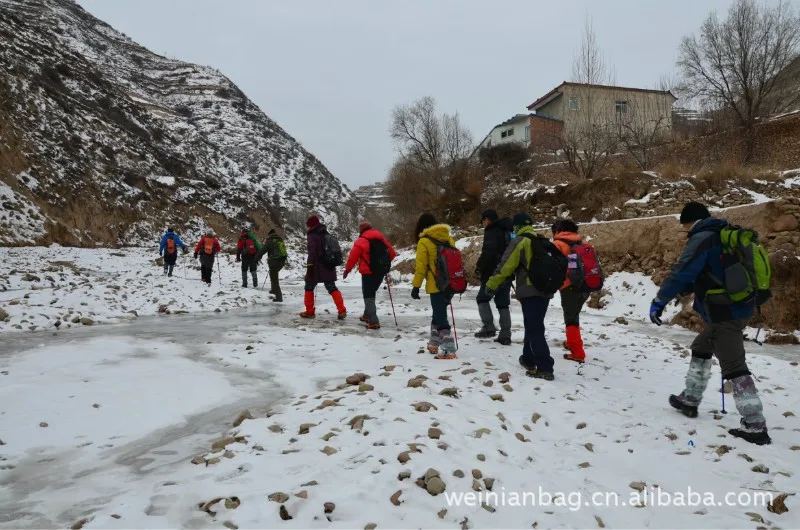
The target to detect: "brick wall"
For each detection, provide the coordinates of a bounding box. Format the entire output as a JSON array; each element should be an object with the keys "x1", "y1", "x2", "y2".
[{"x1": 528, "y1": 115, "x2": 563, "y2": 152}]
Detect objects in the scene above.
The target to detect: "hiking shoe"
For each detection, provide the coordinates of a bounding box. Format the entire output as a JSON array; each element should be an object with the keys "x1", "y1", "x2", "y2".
[
  {"x1": 518, "y1": 355, "x2": 536, "y2": 371},
  {"x1": 474, "y1": 329, "x2": 497, "y2": 339},
  {"x1": 728, "y1": 428, "x2": 772, "y2": 445},
  {"x1": 272, "y1": 297, "x2": 283, "y2": 303},
  {"x1": 299, "y1": 311, "x2": 315, "y2": 319},
  {"x1": 242, "y1": 282, "x2": 247, "y2": 288},
  {"x1": 359, "y1": 315, "x2": 369, "y2": 323},
  {"x1": 427, "y1": 345, "x2": 439, "y2": 354},
  {"x1": 434, "y1": 351, "x2": 457, "y2": 360},
  {"x1": 526, "y1": 369, "x2": 554, "y2": 381},
  {"x1": 338, "y1": 310, "x2": 347, "y2": 320},
  {"x1": 366, "y1": 322, "x2": 381, "y2": 330},
  {"x1": 495, "y1": 337, "x2": 511, "y2": 346},
  {"x1": 669, "y1": 394, "x2": 698, "y2": 418},
  {"x1": 564, "y1": 353, "x2": 585, "y2": 364}
]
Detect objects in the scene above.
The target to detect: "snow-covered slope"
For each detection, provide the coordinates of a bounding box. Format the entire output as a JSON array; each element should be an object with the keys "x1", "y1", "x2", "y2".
[{"x1": 0, "y1": 0, "x2": 362, "y2": 246}]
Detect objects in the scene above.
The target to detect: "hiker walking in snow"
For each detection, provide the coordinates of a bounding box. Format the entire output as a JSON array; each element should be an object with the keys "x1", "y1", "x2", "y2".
[
  {"x1": 300, "y1": 215, "x2": 347, "y2": 319},
  {"x1": 236, "y1": 228, "x2": 262, "y2": 288},
  {"x1": 260, "y1": 229, "x2": 287, "y2": 302},
  {"x1": 194, "y1": 230, "x2": 220, "y2": 285},
  {"x1": 411, "y1": 213, "x2": 459, "y2": 359},
  {"x1": 474, "y1": 209, "x2": 514, "y2": 345},
  {"x1": 650, "y1": 202, "x2": 771, "y2": 445},
  {"x1": 487, "y1": 213, "x2": 566, "y2": 381},
  {"x1": 159, "y1": 227, "x2": 187, "y2": 277},
  {"x1": 343, "y1": 221, "x2": 397, "y2": 329},
  {"x1": 552, "y1": 219, "x2": 604, "y2": 363}
]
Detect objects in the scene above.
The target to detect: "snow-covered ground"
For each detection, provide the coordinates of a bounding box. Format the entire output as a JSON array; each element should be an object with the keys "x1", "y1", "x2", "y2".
[{"x1": 1, "y1": 248, "x2": 798, "y2": 529}]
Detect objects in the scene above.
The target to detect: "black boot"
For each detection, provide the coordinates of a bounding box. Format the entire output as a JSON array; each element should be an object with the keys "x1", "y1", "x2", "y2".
[
  {"x1": 474, "y1": 329, "x2": 497, "y2": 338},
  {"x1": 494, "y1": 337, "x2": 511, "y2": 345},
  {"x1": 669, "y1": 394, "x2": 698, "y2": 418},
  {"x1": 728, "y1": 427, "x2": 772, "y2": 445}
]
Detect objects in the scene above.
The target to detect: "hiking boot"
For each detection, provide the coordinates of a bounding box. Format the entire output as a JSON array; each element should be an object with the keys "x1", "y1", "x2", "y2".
[
  {"x1": 299, "y1": 311, "x2": 315, "y2": 319},
  {"x1": 272, "y1": 296, "x2": 283, "y2": 303},
  {"x1": 669, "y1": 394, "x2": 698, "y2": 418},
  {"x1": 474, "y1": 328, "x2": 497, "y2": 339},
  {"x1": 436, "y1": 329, "x2": 457, "y2": 359},
  {"x1": 728, "y1": 427, "x2": 772, "y2": 445},
  {"x1": 526, "y1": 369, "x2": 554, "y2": 381},
  {"x1": 427, "y1": 325, "x2": 442, "y2": 354},
  {"x1": 434, "y1": 351, "x2": 457, "y2": 360},
  {"x1": 338, "y1": 310, "x2": 347, "y2": 320},
  {"x1": 494, "y1": 337, "x2": 511, "y2": 346},
  {"x1": 518, "y1": 355, "x2": 536, "y2": 371},
  {"x1": 564, "y1": 353, "x2": 585, "y2": 364},
  {"x1": 359, "y1": 315, "x2": 369, "y2": 323},
  {"x1": 242, "y1": 282, "x2": 247, "y2": 288},
  {"x1": 366, "y1": 322, "x2": 381, "y2": 330}
]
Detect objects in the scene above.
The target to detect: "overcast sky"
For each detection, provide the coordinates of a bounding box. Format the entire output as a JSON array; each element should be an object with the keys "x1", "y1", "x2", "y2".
[{"x1": 75, "y1": 0, "x2": 751, "y2": 190}]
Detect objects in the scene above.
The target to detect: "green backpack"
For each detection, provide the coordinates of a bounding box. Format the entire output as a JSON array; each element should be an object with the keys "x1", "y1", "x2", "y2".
[{"x1": 706, "y1": 225, "x2": 772, "y2": 306}]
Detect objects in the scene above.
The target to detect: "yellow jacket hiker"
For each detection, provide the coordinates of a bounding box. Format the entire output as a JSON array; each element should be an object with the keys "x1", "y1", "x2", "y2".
[
  {"x1": 410, "y1": 214, "x2": 457, "y2": 360},
  {"x1": 412, "y1": 223, "x2": 456, "y2": 294}
]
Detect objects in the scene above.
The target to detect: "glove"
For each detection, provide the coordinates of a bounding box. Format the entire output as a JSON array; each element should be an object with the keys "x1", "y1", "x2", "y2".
[
  {"x1": 649, "y1": 298, "x2": 667, "y2": 326},
  {"x1": 343, "y1": 269, "x2": 350, "y2": 279},
  {"x1": 411, "y1": 287, "x2": 420, "y2": 300},
  {"x1": 159, "y1": 251, "x2": 162, "y2": 257}
]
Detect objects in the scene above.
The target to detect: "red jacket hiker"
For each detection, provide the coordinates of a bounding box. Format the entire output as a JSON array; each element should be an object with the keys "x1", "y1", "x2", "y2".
[
  {"x1": 194, "y1": 236, "x2": 220, "y2": 256},
  {"x1": 345, "y1": 228, "x2": 397, "y2": 276}
]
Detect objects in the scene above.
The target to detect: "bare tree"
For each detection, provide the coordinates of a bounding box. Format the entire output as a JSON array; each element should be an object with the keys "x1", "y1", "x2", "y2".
[
  {"x1": 617, "y1": 93, "x2": 674, "y2": 170},
  {"x1": 557, "y1": 17, "x2": 619, "y2": 179},
  {"x1": 389, "y1": 96, "x2": 473, "y2": 192},
  {"x1": 677, "y1": 0, "x2": 800, "y2": 161}
]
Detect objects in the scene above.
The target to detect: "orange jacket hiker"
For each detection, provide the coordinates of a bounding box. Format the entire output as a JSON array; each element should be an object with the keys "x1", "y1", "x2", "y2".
[{"x1": 553, "y1": 231, "x2": 582, "y2": 290}]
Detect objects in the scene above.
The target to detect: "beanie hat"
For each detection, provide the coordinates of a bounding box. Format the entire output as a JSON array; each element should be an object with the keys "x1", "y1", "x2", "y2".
[
  {"x1": 679, "y1": 202, "x2": 710, "y2": 224},
  {"x1": 306, "y1": 215, "x2": 321, "y2": 229},
  {"x1": 358, "y1": 221, "x2": 372, "y2": 234},
  {"x1": 512, "y1": 212, "x2": 532, "y2": 228},
  {"x1": 481, "y1": 209, "x2": 498, "y2": 222},
  {"x1": 241, "y1": 230, "x2": 248, "y2": 237},
  {"x1": 167, "y1": 227, "x2": 173, "y2": 232}
]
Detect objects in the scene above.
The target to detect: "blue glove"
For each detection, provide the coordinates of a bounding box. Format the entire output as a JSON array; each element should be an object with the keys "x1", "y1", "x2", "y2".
[
  {"x1": 411, "y1": 287, "x2": 420, "y2": 300},
  {"x1": 649, "y1": 298, "x2": 667, "y2": 326}
]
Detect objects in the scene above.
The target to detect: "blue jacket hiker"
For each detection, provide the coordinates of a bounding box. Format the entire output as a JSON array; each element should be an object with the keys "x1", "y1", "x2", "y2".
[
  {"x1": 159, "y1": 228, "x2": 186, "y2": 277},
  {"x1": 650, "y1": 202, "x2": 770, "y2": 446}
]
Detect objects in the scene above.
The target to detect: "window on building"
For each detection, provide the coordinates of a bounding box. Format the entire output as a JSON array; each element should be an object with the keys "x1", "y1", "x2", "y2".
[
  {"x1": 524, "y1": 125, "x2": 530, "y2": 140},
  {"x1": 500, "y1": 131, "x2": 507, "y2": 138},
  {"x1": 568, "y1": 96, "x2": 579, "y2": 110},
  {"x1": 506, "y1": 128, "x2": 514, "y2": 137},
  {"x1": 615, "y1": 100, "x2": 628, "y2": 114}
]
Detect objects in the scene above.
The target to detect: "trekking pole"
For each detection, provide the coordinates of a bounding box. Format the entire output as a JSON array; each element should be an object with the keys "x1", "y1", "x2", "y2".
[
  {"x1": 720, "y1": 373, "x2": 727, "y2": 414},
  {"x1": 385, "y1": 275, "x2": 398, "y2": 327},
  {"x1": 450, "y1": 303, "x2": 458, "y2": 349}
]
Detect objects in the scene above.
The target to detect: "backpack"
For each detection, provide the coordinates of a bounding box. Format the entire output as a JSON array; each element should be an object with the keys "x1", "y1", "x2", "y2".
[
  {"x1": 244, "y1": 238, "x2": 256, "y2": 256},
  {"x1": 269, "y1": 238, "x2": 287, "y2": 260},
  {"x1": 566, "y1": 240, "x2": 604, "y2": 292},
  {"x1": 320, "y1": 232, "x2": 344, "y2": 267},
  {"x1": 520, "y1": 233, "x2": 568, "y2": 295},
  {"x1": 367, "y1": 237, "x2": 392, "y2": 276},
  {"x1": 423, "y1": 236, "x2": 467, "y2": 295},
  {"x1": 165, "y1": 236, "x2": 176, "y2": 255},
  {"x1": 708, "y1": 225, "x2": 772, "y2": 306},
  {"x1": 204, "y1": 238, "x2": 214, "y2": 255}
]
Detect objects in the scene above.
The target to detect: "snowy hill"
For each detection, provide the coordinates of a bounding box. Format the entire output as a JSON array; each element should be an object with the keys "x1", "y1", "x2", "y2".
[
  {"x1": 0, "y1": 0, "x2": 362, "y2": 247},
  {"x1": 355, "y1": 182, "x2": 394, "y2": 209}
]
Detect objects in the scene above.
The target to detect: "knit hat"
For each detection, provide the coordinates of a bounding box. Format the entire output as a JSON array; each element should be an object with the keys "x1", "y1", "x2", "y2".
[
  {"x1": 358, "y1": 221, "x2": 372, "y2": 234},
  {"x1": 512, "y1": 212, "x2": 532, "y2": 228},
  {"x1": 306, "y1": 215, "x2": 320, "y2": 229},
  {"x1": 167, "y1": 227, "x2": 173, "y2": 232},
  {"x1": 481, "y1": 209, "x2": 498, "y2": 222},
  {"x1": 679, "y1": 202, "x2": 710, "y2": 224},
  {"x1": 241, "y1": 230, "x2": 248, "y2": 237}
]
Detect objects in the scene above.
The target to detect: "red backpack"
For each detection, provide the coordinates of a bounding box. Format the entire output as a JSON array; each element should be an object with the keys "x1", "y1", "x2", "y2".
[
  {"x1": 424, "y1": 236, "x2": 467, "y2": 295},
  {"x1": 567, "y1": 241, "x2": 604, "y2": 292},
  {"x1": 245, "y1": 238, "x2": 256, "y2": 255}
]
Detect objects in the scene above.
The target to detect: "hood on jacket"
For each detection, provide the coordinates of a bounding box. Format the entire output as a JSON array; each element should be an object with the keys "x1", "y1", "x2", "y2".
[
  {"x1": 420, "y1": 223, "x2": 451, "y2": 242},
  {"x1": 361, "y1": 227, "x2": 383, "y2": 240},
  {"x1": 488, "y1": 217, "x2": 513, "y2": 232},
  {"x1": 514, "y1": 225, "x2": 537, "y2": 238},
  {"x1": 689, "y1": 217, "x2": 727, "y2": 237},
  {"x1": 554, "y1": 231, "x2": 581, "y2": 243},
  {"x1": 308, "y1": 223, "x2": 327, "y2": 234}
]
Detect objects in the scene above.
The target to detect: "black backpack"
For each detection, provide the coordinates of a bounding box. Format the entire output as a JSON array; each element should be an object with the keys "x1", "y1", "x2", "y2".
[
  {"x1": 520, "y1": 233, "x2": 568, "y2": 295},
  {"x1": 320, "y1": 232, "x2": 344, "y2": 267},
  {"x1": 366, "y1": 237, "x2": 391, "y2": 276}
]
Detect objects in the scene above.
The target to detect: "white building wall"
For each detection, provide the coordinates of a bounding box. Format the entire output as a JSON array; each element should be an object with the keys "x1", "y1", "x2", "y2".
[{"x1": 478, "y1": 118, "x2": 530, "y2": 149}]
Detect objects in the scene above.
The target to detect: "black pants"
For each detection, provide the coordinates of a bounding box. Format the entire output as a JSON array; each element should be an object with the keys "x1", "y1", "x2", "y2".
[
  {"x1": 268, "y1": 259, "x2": 285, "y2": 299},
  {"x1": 305, "y1": 281, "x2": 338, "y2": 293},
  {"x1": 560, "y1": 286, "x2": 589, "y2": 326},
  {"x1": 520, "y1": 296, "x2": 553, "y2": 372},
  {"x1": 430, "y1": 291, "x2": 452, "y2": 331},
  {"x1": 361, "y1": 274, "x2": 383, "y2": 298},
  {"x1": 163, "y1": 254, "x2": 177, "y2": 276},
  {"x1": 241, "y1": 258, "x2": 257, "y2": 286},
  {"x1": 199, "y1": 255, "x2": 215, "y2": 283}
]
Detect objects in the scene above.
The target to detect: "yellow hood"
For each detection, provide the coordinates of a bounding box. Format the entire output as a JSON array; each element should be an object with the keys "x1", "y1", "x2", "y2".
[{"x1": 420, "y1": 223, "x2": 452, "y2": 242}]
